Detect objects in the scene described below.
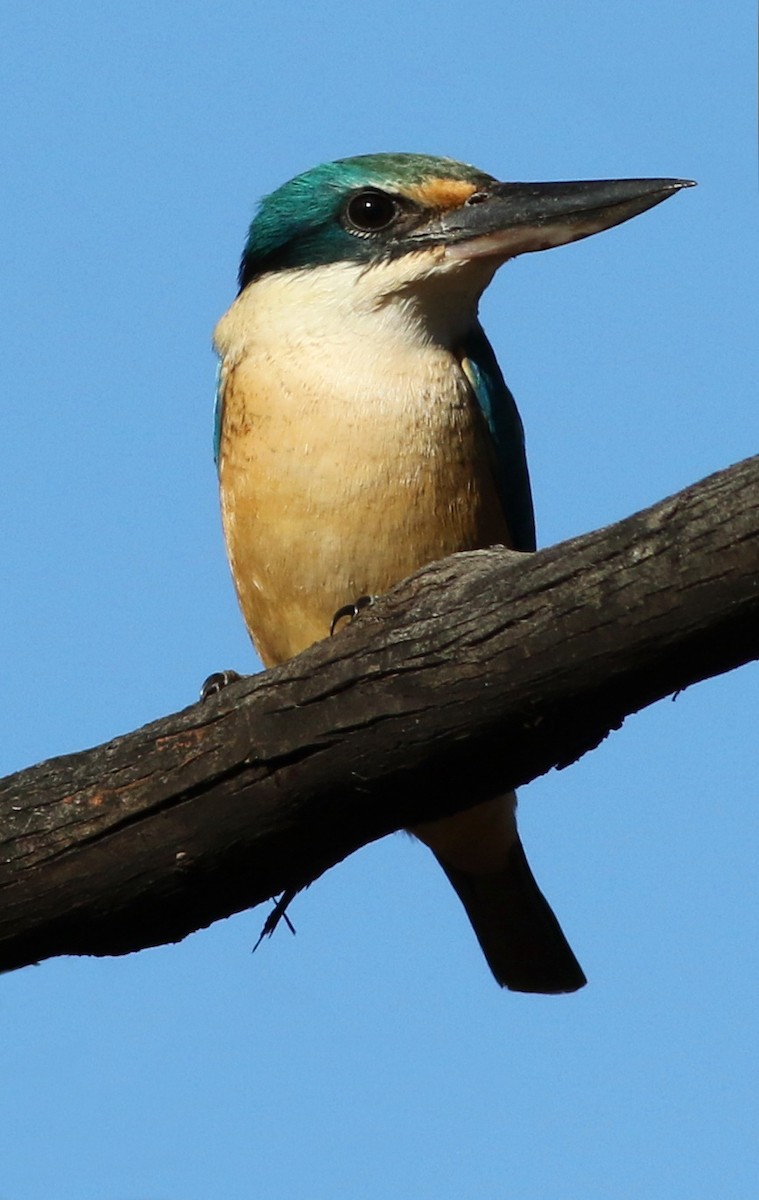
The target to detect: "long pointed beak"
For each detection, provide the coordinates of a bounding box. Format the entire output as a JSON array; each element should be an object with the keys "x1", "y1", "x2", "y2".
[{"x1": 439, "y1": 177, "x2": 695, "y2": 261}]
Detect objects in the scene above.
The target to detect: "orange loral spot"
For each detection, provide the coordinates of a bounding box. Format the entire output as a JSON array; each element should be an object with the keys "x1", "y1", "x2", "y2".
[{"x1": 404, "y1": 178, "x2": 479, "y2": 210}]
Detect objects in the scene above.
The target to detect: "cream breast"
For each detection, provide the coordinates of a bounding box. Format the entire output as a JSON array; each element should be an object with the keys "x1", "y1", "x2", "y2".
[{"x1": 214, "y1": 259, "x2": 509, "y2": 665}]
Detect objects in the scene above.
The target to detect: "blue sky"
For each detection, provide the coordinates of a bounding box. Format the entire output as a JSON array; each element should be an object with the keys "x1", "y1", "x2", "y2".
[{"x1": 1, "y1": 3, "x2": 757, "y2": 1198}]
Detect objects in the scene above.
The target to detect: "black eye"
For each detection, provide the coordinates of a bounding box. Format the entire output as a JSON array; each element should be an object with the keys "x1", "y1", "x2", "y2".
[{"x1": 345, "y1": 189, "x2": 399, "y2": 233}]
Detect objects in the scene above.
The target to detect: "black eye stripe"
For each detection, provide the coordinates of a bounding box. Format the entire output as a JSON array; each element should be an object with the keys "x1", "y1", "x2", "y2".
[{"x1": 344, "y1": 189, "x2": 399, "y2": 233}]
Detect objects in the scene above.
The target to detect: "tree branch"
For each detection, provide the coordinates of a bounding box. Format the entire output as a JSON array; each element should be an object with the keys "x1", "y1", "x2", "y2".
[{"x1": 1, "y1": 456, "x2": 757, "y2": 973}]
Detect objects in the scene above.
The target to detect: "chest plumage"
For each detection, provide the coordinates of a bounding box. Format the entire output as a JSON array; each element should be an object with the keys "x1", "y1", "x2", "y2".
[{"x1": 214, "y1": 260, "x2": 509, "y2": 665}]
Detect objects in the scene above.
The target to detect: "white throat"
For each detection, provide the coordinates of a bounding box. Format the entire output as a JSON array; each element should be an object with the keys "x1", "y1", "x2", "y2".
[{"x1": 213, "y1": 252, "x2": 498, "y2": 369}]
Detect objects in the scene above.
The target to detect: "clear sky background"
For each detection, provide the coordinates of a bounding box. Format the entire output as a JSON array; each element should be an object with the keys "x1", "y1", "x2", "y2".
[{"x1": 1, "y1": 4, "x2": 757, "y2": 1198}]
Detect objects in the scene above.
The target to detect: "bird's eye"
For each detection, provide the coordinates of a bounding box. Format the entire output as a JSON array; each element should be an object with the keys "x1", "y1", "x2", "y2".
[{"x1": 344, "y1": 190, "x2": 399, "y2": 233}]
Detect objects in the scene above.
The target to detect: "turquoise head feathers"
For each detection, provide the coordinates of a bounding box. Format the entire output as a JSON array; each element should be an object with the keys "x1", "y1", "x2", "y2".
[{"x1": 237, "y1": 153, "x2": 493, "y2": 290}]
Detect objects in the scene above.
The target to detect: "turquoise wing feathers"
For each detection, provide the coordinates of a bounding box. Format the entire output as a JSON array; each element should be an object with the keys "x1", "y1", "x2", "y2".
[{"x1": 461, "y1": 323, "x2": 536, "y2": 553}]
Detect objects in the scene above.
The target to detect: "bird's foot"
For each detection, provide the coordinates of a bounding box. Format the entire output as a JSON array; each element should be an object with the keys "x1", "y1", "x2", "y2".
[
  {"x1": 199, "y1": 669, "x2": 243, "y2": 702},
  {"x1": 330, "y1": 593, "x2": 375, "y2": 637},
  {"x1": 252, "y1": 889, "x2": 298, "y2": 953}
]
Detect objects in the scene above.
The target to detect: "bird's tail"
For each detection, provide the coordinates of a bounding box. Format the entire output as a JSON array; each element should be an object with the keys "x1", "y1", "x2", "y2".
[{"x1": 436, "y1": 838, "x2": 586, "y2": 994}]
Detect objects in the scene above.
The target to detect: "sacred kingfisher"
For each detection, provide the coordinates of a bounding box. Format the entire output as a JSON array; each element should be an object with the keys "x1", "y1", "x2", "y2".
[{"x1": 212, "y1": 153, "x2": 691, "y2": 992}]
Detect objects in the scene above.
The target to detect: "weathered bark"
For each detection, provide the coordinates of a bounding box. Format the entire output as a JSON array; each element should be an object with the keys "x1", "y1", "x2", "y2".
[{"x1": 0, "y1": 455, "x2": 757, "y2": 974}]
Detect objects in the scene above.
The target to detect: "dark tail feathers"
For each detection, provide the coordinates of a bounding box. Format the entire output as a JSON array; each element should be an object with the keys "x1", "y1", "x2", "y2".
[{"x1": 437, "y1": 839, "x2": 586, "y2": 994}]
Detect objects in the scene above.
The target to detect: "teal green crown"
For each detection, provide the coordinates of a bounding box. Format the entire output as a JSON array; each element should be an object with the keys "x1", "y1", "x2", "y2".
[{"x1": 237, "y1": 152, "x2": 492, "y2": 291}]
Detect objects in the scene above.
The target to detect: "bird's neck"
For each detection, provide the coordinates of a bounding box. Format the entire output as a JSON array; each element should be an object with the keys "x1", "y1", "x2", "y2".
[{"x1": 213, "y1": 257, "x2": 496, "y2": 368}]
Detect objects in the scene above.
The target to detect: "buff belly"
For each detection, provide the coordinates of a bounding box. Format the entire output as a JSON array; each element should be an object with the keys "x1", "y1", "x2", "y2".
[{"x1": 217, "y1": 349, "x2": 510, "y2": 667}]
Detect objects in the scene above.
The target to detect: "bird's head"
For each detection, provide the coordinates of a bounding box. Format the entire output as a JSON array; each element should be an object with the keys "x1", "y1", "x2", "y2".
[{"x1": 237, "y1": 152, "x2": 693, "y2": 300}]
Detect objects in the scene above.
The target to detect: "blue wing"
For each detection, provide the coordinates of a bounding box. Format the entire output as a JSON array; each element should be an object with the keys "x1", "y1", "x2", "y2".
[
  {"x1": 213, "y1": 362, "x2": 223, "y2": 471},
  {"x1": 461, "y1": 322, "x2": 536, "y2": 553}
]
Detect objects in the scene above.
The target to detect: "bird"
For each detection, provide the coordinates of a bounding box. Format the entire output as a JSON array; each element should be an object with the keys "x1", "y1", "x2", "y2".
[{"x1": 212, "y1": 152, "x2": 692, "y2": 992}]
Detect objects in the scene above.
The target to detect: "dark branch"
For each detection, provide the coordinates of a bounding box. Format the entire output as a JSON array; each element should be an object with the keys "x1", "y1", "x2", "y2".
[{"x1": 1, "y1": 455, "x2": 757, "y2": 973}]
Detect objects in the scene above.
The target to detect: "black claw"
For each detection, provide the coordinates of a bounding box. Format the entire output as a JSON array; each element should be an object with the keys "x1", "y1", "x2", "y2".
[
  {"x1": 252, "y1": 889, "x2": 298, "y2": 953},
  {"x1": 200, "y1": 669, "x2": 242, "y2": 702},
  {"x1": 330, "y1": 594, "x2": 375, "y2": 636}
]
